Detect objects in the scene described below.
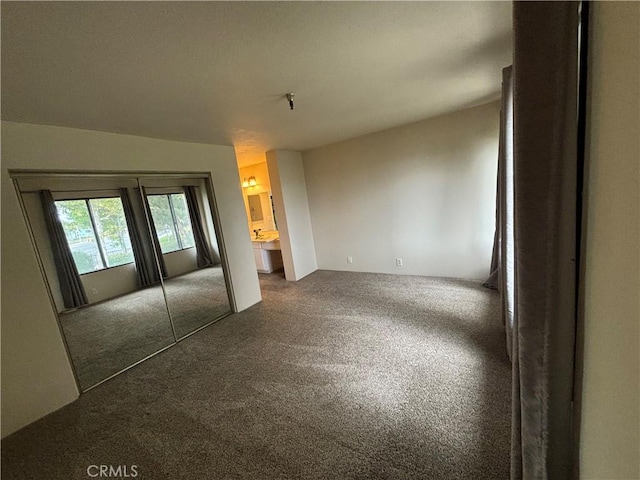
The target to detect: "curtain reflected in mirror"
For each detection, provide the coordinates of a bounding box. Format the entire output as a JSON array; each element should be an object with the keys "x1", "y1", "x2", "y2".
[
  {"x1": 14, "y1": 173, "x2": 232, "y2": 391},
  {"x1": 140, "y1": 178, "x2": 231, "y2": 339}
]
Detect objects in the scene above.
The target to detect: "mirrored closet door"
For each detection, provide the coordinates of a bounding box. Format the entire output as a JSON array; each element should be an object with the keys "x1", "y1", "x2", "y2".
[
  {"x1": 138, "y1": 176, "x2": 231, "y2": 340},
  {"x1": 14, "y1": 172, "x2": 233, "y2": 392}
]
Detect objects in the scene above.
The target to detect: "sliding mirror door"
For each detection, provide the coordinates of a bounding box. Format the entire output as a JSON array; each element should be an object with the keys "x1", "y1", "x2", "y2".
[
  {"x1": 14, "y1": 172, "x2": 233, "y2": 391},
  {"x1": 139, "y1": 176, "x2": 232, "y2": 339},
  {"x1": 15, "y1": 174, "x2": 176, "y2": 391}
]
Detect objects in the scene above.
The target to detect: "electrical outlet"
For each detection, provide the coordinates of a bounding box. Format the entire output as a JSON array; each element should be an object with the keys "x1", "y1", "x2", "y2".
[
  {"x1": 347, "y1": 256, "x2": 353, "y2": 264},
  {"x1": 396, "y1": 257, "x2": 403, "y2": 267}
]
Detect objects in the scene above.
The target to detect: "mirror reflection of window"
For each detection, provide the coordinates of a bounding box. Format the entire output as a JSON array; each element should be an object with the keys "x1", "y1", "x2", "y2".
[
  {"x1": 55, "y1": 197, "x2": 134, "y2": 274},
  {"x1": 15, "y1": 173, "x2": 233, "y2": 392},
  {"x1": 147, "y1": 193, "x2": 196, "y2": 253}
]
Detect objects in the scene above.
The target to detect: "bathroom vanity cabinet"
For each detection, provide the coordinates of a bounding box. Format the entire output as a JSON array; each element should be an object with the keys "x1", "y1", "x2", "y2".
[{"x1": 252, "y1": 239, "x2": 284, "y2": 273}]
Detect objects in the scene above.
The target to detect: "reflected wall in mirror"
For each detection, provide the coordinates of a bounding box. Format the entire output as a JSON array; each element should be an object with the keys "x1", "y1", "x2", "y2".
[
  {"x1": 247, "y1": 194, "x2": 263, "y2": 222},
  {"x1": 140, "y1": 177, "x2": 231, "y2": 339},
  {"x1": 247, "y1": 191, "x2": 277, "y2": 234},
  {"x1": 14, "y1": 173, "x2": 233, "y2": 391}
]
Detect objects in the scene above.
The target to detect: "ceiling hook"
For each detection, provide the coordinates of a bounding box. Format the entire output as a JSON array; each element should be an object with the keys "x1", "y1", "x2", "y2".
[{"x1": 285, "y1": 93, "x2": 295, "y2": 110}]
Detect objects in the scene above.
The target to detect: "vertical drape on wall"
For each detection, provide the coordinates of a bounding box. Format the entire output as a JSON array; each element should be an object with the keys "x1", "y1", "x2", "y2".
[
  {"x1": 40, "y1": 189, "x2": 88, "y2": 309},
  {"x1": 119, "y1": 188, "x2": 160, "y2": 286},
  {"x1": 501, "y1": 66, "x2": 516, "y2": 360},
  {"x1": 483, "y1": 183, "x2": 500, "y2": 290},
  {"x1": 483, "y1": 66, "x2": 515, "y2": 359},
  {"x1": 141, "y1": 188, "x2": 168, "y2": 278},
  {"x1": 183, "y1": 186, "x2": 213, "y2": 268},
  {"x1": 511, "y1": 2, "x2": 580, "y2": 478}
]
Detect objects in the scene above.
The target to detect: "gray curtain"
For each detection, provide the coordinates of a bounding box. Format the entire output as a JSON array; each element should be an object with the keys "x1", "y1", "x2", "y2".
[
  {"x1": 483, "y1": 180, "x2": 500, "y2": 291},
  {"x1": 40, "y1": 190, "x2": 88, "y2": 309},
  {"x1": 183, "y1": 186, "x2": 213, "y2": 268},
  {"x1": 141, "y1": 188, "x2": 168, "y2": 278},
  {"x1": 501, "y1": 66, "x2": 516, "y2": 361},
  {"x1": 483, "y1": 67, "x2": 515, "y2": 359},
  {"x1": 484, "y1": 66, "x2": 515, "y2": 324},
  {"x1": 511, "y1": 2, "x2": 580, "y2": 478},
  {"x1": 119, "y1": 188, "x2": 160, "y2": 286}
]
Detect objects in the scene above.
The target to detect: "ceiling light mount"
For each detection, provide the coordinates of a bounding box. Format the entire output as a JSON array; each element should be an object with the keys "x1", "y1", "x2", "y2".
[{"x1": 285, "y1": 93, "x2": 295, "y2": 110}]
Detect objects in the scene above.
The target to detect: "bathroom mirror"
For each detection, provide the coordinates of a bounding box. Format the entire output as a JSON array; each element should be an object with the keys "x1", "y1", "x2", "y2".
[
  {"x1": 247, "y1": 194, "x2": 263, "y2": 222},
  {"x1": 246, "y1": 191, "x2": 277, "y2": 233},
  {"x1": 13, "y1": 172, "x2": 233, "y2": 391}
]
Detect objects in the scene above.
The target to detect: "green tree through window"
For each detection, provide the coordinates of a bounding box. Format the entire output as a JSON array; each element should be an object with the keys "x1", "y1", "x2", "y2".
[
  {"x1": 55, "y1": 197, "x2": 134, "y2": 274},
  {"x1": 147, "y1": 193, "x2": 195, "y2": 254}
]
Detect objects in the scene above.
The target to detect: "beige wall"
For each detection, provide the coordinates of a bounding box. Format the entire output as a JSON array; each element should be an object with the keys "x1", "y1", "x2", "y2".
[
  {"x1": 239, "y1": 161, "x2": 276, "y2": 234},
  {"x1": 267, "y1": 150, "x2": 318, "y2": 281},
  {"x1": 1, "y1": 121, "x2": 262, "y2": 437},
  {"x1": 239, "y1": 161, "x2": 271, "y2": 195},
  {"x1": 579, "y1": 2, "x2": 640, "y2": 478},
  {"x1": 303, "y1": 101, "x2": 499, "y2": 279}
]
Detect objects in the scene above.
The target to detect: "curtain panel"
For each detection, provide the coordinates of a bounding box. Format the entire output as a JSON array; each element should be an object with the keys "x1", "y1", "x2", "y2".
[
  {"x1": 40, "y1": 189, "x2": 88, "y2": 309},
  {"x1": 183, "y1": 186, "x2": 213, "y2": 268},
  {"x1": 141, "y1": 187, "x2": 168, "y2": 278},
  {"x1": 511, "y1": 1, "x2": 580, "y2": 478},
  {"x1": 485, "y1": 66, "x2": 516, "y2": 360},
  {"x1": 119, "y1": 188, "x2": 161, "y2": 287},
  {"x1": 501, "y1": 66, "x2": 516, "y2": 361}
]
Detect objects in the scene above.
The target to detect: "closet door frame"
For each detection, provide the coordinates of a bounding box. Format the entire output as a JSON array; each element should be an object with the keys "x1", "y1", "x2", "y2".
[{"x1": 10, "y1": 169, "x2": 236, "y2": 393}]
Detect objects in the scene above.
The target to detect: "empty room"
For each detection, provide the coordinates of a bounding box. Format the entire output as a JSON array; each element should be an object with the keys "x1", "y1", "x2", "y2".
[{"x1": 1, "y1": 2, "x2": 638, "y2": 480}]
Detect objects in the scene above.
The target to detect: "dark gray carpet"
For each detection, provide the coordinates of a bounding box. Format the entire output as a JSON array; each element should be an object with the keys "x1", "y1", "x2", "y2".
[
  {"x1": 60, "y1": 266, "x2": 231, "y2": 390},
  {"x1": 1, "y1": 270, "x2": 511, "y2": 479},
  {"x1": 163, "y1": 266, "x2": 231, "y2": 339}
]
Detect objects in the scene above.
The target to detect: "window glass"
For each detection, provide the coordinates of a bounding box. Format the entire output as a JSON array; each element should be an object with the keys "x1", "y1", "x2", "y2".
[
  {"x1": 170, "y1": 193, "x2": 195, "y2": 249},
  {"x1": 147, "y1": 195, "x2": 180, "y2": 253},
  {"x1": 55, "y1": 197, "x2": 134, "y2": 274},
  {"x1": 89, "y1": 198, "x2": 135, "y2": 268},
  {"x1": 55, "y1": 200, "x2": 105, "y2": 274},
  {"x1": 147, "y1": 193, "x2": 195, "y2": 254}
]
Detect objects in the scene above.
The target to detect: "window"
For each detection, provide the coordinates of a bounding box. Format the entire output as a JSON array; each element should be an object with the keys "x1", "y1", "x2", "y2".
[
  {"x1": 147, "y1": 193, "x2": 195, "y2": 254},
  {"x1": 55, "y1": 197, "x2": 135, "y2": 274}
]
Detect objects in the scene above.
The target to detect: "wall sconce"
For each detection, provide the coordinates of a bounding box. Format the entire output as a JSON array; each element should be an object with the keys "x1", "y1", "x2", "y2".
[{"x1": 242, "y1": 176, "x2": 257, "y2": 188}]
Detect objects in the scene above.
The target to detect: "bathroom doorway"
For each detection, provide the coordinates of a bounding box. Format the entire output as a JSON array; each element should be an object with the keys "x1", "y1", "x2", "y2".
[{"x1": 235, "y1": 156, "x2": 285, "y2": 280}]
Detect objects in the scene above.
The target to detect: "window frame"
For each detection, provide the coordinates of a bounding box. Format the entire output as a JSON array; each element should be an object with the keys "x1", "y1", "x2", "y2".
[{"x1": 55, "y1": 195, "x2": 135, "y2": 275}]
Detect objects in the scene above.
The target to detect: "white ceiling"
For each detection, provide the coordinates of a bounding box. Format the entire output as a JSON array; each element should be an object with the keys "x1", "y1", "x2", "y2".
[{"x1": 1, "y1": 1, "x2": 512, "y2": 167}]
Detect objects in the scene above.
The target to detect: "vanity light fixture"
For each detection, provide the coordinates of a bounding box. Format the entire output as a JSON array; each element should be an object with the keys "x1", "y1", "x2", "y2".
[{"x1": 242, "y1": 176, "x2": 258, "y2": 188}]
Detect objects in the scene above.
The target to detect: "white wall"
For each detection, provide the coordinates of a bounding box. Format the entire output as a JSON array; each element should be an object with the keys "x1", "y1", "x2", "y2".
[
  {"x1": 0, "y1": 121, "x2": 262, "y2": 437},
  {"x1": 303, "y1": 102, "x2": 499, "y2": 279},
  {"x1": 579, "y1": 2, "x2": 640, "y2": 478},
  {"x1": 163, "y1": 248, "x2": 198, "y2": 277},
  {"x1": 266, "y1": 150, "x2": 318, "y2": 281}
]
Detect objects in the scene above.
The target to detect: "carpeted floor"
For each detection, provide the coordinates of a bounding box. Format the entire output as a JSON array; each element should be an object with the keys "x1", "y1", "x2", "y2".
[
  {"x1": 60, "y1": 266, "x2": 231, "y2": 390},
  {"x1": 1, "y1": 270, "x2": 511, "y2": 479},
  {"x1": 163, "y1": 266, "x2": 231, "y2": 339}
]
